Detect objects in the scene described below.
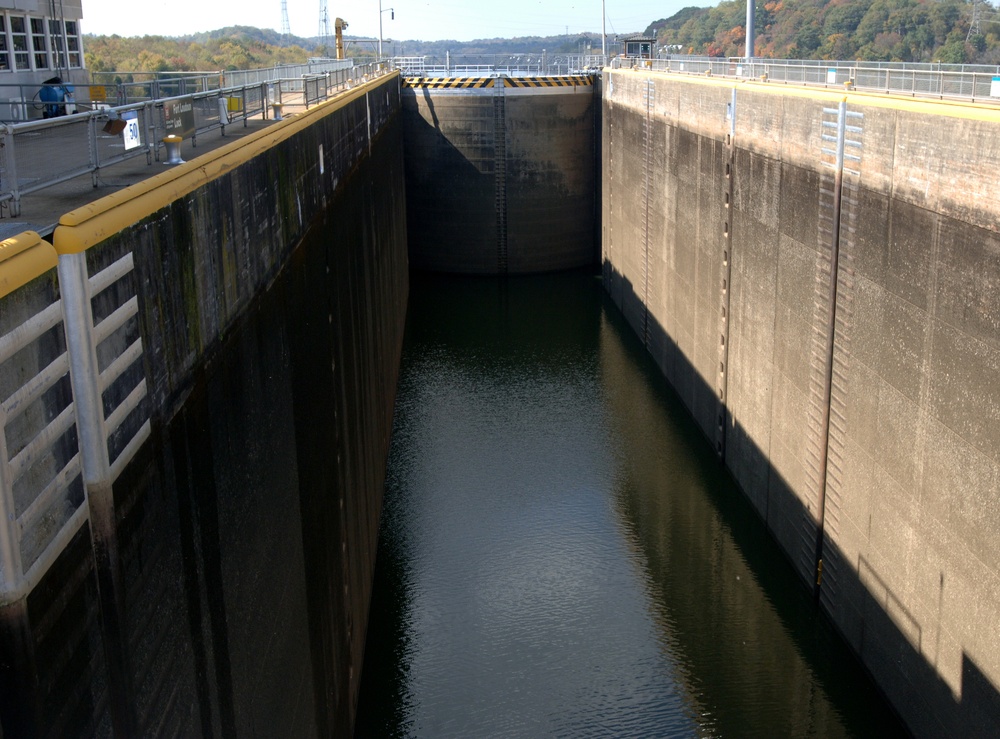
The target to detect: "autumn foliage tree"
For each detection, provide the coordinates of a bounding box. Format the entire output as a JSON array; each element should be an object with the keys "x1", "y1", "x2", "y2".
[
  {"x1": 646, "y1": 0, "x2": 996, "y2": 63},
  {"x1": 85, "y1": 27, "x2": 321, "y2": 75}
]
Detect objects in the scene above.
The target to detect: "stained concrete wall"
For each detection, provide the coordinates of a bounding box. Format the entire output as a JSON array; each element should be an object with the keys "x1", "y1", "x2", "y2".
[
  {"x1": 603, "y1": 69, "x2": 1000, "y2": 736},
  {"x1": 403, "y1": 80, "x2": 598, "y2": 274},
  {"x1": 0, "y1": 73, "x2": 408, "y2": 737}
]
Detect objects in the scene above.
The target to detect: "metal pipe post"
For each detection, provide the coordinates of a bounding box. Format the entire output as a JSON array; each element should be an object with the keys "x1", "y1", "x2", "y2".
[{"x1": 57, "y1": 252, "x2": 109, "y2": 486}]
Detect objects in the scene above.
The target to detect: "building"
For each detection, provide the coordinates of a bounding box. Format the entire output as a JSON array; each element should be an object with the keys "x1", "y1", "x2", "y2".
[
  {"x1": 0, "y1": 0, "x2": 86, "y2": 118},
  {"x1": 620, "y1": 33, "x2": 655, "y2": 59}
]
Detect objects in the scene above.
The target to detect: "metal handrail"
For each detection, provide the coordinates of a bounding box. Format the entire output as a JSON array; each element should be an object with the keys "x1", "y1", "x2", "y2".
[
  {"x1": 0, "y1": 62, "x2": 390, "y2": 217},
  {"x1": 394, "y1": 54, "x2": 607, "y2": 77},
  {"x1": 611, "y1": 55, "x2": 1000, "y2": 104}
]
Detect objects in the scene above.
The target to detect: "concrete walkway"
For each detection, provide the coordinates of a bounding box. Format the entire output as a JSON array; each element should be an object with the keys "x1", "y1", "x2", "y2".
[{"x1": 1, "y1": 106, "x2": 306, "y2": 241}]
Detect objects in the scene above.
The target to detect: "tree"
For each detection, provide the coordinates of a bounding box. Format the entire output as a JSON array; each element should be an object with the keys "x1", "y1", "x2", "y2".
[{"x1": 935, "y1": 29, "x2": 969, "y2": 62}]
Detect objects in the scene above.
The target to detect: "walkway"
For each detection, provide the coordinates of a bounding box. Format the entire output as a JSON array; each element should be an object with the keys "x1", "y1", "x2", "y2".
[{"x1": 1, "y1": 104, "x2": 306, "y2": 241}]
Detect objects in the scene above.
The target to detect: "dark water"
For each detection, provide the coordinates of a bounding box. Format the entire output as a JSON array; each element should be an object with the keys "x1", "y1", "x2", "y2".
[{"x1": 355, "y1": 271, "x2": 906, "y2": 738}]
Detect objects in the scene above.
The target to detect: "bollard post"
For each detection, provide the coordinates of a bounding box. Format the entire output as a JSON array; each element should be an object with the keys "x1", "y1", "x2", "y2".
[
  {"x1": 218, "y1": 96, "x2": 229, "y2": 133},
  {"x1": 163, "y1": 134, "x2": 184, "y2": 164},
  {"x1": 271, "y1": 101, "x2": 284, "y2": 120}
]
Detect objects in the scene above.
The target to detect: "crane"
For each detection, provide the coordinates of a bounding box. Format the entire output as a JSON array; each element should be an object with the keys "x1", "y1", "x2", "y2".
[{"x1": 335, "y1": 18, "x2": 349, "y2": 60}]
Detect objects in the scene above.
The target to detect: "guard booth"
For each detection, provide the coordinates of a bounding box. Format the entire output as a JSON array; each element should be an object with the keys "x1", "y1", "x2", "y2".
[{"x1": 621, "y1": 34, "x2": 655, "y2": 59}]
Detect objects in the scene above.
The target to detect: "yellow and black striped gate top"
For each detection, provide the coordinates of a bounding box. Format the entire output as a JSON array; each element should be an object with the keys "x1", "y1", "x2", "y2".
[{"x1": 402, "y1": 76, "x2": 595, "y2": 89}]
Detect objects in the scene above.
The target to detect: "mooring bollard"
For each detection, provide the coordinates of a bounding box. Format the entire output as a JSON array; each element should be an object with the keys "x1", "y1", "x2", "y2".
[
  {"x1": 163, "y1": 135, "x2": 184, "y2": 165},
  {"x1": 271, "y1": 101, "x2": 283, "y2": 121}
]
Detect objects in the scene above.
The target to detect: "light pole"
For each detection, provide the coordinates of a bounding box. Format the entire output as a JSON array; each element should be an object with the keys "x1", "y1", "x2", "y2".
[
  {"x1": 379, "y1": 1, "x2": 394, "y2": 60},
  {"x1": 601, "y1": 0, "x2": 606, "y2": 59}
]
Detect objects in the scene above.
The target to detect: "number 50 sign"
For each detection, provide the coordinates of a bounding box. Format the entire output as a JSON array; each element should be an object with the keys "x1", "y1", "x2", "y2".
[{"x1": 122, "y1": 111, "x2": 141, "y2": 151}]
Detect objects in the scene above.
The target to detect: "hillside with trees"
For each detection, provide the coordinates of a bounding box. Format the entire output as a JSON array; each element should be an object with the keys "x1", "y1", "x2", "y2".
[
  {"x1": 83, "y1": 26, "x2": 605, "y2": 74},
  {"x1": 647, "y1": 0, "x2": 999, "y2": 63},
  {"x1": 84, "y1": 0, "x2": 1000, "y2": 74},
  {"x1": 84, "y1": 26, "x2": 347, "y2": 75}
]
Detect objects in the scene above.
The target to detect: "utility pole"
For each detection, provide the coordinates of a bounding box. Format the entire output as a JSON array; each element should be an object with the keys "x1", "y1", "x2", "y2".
[
  {"x1": 379, "y1": 1, "x2": 394, "y2": 59},
  {"x1": 602, "y1": 0, "x2": 606, "y2": 58}
]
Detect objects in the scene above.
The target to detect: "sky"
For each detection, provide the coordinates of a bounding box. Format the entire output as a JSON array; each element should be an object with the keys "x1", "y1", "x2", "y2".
[{"x1": 81, "y1": 0, "x2": 710, "y2": 43}]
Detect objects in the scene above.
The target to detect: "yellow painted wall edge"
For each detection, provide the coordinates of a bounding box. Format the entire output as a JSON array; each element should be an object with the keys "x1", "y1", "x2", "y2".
[
  {"x1": 0, "y1": 231, "x2": 55, "y2": 299},
  {"x1": 53, "y1": 71, "x2": 399, "y2": 256},
  {"x1": 612, "y1": 67, "x2": 1000, "y2": 122}
]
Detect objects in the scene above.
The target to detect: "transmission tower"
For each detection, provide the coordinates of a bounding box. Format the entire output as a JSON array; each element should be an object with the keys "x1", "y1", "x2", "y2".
[
  {"x1": 280, "y1": 0, "x2": 290, "y2": 35},
  {"x1": 318, "y1": 0, "x2": 331, "y2": 42},
  {"x1": 968, "y1": 0, "x2": 982, "y2": 40}
]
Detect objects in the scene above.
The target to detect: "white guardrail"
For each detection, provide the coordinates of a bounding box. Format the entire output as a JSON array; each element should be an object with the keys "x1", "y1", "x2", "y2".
[
  {"x1": 611, "y1": 55, "x2": 1000, "y2": 103},
  {"x1": 0, "y1": 236, "x2": 146, "y2": 606},
  {"x1": 3, "y1": 54, "x2": 997, "y2": 219},
  {"x1": 0, "y1": 60, "x2": 385, "y2": 602},
  {"x1": 0, "y1": 60, "x2": 386, "y2": 217}
]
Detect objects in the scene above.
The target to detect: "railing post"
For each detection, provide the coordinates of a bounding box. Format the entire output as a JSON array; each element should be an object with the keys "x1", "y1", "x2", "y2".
[
  {"x1": 58, "y1": 254, "x2": 108, "y2": 485},
  {"x1": 57, "y1": 250, "x2": 137, "y2": 736},
  {"x1": 148, "y1": 101, "x2": 160, "y2": 162},
  {"x1": 5, "y1": 124, "x2": 21, "y2": 218},
  {"x1": 0, "y1": 403, "x2": 22, "y2": 597},
  {"x1": 88, "y1": 113, "x2": 100, "y2": 188}
]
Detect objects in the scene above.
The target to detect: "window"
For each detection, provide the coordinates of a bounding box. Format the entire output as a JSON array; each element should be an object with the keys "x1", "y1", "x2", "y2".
[
  {"x1": 11, "y1": 17, "x2": 29, "y2": 70},
  {"x1": 31, "y1": 18, "x2": 47, "y2": 69},
  {"x1": 48, "y1": 19, "x2": 64, "y2": 70},
  {"x1": 65, "y1": 21, "x2": 80, "y2": 68},
  {"x1": 0, "y1": 17, "x2": 9, "y2": 72}
]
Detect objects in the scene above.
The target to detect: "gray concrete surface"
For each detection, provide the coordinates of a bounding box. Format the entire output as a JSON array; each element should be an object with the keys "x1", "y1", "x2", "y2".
[
  {"x1": 403, "y1": 82, "x2": 598, "y2": 274},
  {"x1": 603, "y1": 68, "x2": 1000, "y2": 737},
  {"x1": 0, "y1": 78, "x2": 406, "y2": 737}
]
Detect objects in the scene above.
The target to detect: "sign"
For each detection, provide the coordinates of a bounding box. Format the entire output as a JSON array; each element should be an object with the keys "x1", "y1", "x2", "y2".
[
  {"x1": 122, "y1": 111, "x2": 141, "y2": 151},
  {"x1": 992, "y1": 76, "x2": 1000, "y2": 98},
  {"x1": 827, "y1": 68, "x2": 837, "y2": 84},
  {"x1": 90, "y1": 85, "x2": 108, "y2": 102},
  {"x1": 163, "y1": 97, "x2": 195, "y2": 139}
]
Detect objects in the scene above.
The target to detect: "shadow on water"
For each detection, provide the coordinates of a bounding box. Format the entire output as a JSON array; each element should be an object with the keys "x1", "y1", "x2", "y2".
[
  {"x1": 606, "y1": 251, "x2": 1000, "y2": 736},
  {"x1": 356, "y1": 270, "x2": 908, "y2": 738}
]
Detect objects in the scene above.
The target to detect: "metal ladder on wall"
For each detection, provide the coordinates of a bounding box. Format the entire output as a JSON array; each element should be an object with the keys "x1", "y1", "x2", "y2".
[
  {"x1": 494, "y1": 78, "x2": 508, "y2": 274},
  {"x1": 803, "y1": 101, "x2": 864, "y2": 602}
]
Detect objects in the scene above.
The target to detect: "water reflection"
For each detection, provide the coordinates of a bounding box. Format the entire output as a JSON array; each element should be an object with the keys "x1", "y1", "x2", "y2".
[{"x1": 356, "y1": 272, "x2": 904, "y2": 738}]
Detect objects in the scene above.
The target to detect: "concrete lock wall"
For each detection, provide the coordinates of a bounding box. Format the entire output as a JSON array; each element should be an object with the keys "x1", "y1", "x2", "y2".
[
  {"x1": 403, "y1": 77, "x2": 598, "y2": 274},
  {"x1": 603, "y1": 68, "x2": 1000, "y2": 736},
  {"x1": 0, "y1": 73, "x2": 408, "y2": 737}
]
